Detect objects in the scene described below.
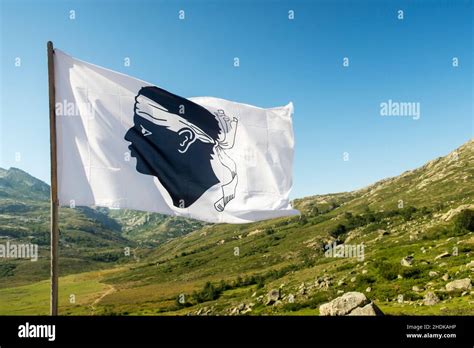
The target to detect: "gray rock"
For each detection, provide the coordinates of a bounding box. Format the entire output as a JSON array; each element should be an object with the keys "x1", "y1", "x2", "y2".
[
  {"x1": 442, "y1": 273, "x2": 449, "y2": 281},
  {"x1": 423, "y1": 291, "x2": 440, "y2": 306},
  {"x1": 446, "y1": 278, "x2": 472, "y2": 292},
  {"x1": 348, "y1": 302, "x2": 384, "y2": 316},
  {"x1": 319, "y1": 292, "x2": 368, "y2": 316},
  {"x1": 401, "y1": 256, "x2": 414, "y2": 267},
  {"x1": 287, "y1": 294, "x2": 295, "y2": 303},
  {"x1": 429, "y1": 271, "x2": 438, "y2": 277},
  {"x1": 265, "y1": 289, "x2": 280, "y2": 305}
]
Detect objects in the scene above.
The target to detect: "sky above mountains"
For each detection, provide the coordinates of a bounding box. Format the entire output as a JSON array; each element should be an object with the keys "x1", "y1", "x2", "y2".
[{"x1": 0, "y1": 0, "x2": 472, "y2": 198}]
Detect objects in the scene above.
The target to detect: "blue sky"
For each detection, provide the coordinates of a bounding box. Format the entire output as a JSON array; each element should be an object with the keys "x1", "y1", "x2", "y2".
[{"x1": 0, "y1": 0, "x2": 472, "y2": 198}]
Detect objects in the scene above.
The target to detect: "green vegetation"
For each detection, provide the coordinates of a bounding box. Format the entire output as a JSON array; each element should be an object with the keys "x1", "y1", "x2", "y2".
[{"x1": 0, "y1": 140, "x2": 473, "y2": 316}]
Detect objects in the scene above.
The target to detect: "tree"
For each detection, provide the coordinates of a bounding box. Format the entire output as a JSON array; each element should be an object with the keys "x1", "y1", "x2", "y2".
[
  {"x1": 330, "y1": 224, "x2": 346, "y2": 238},
  {"x1": 454, "y1": 209, "x2": 474, "y2": 232}
]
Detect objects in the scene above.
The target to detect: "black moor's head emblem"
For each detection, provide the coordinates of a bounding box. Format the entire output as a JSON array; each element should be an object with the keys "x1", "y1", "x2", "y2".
[{"x1": 125, "y1": 86, "x2": 238, "y2": 211}]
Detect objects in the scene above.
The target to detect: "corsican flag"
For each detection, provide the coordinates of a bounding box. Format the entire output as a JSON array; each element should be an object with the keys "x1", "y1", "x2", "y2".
[{"x1": 54, "y1": 49, "x2": 298, "y2": 223}]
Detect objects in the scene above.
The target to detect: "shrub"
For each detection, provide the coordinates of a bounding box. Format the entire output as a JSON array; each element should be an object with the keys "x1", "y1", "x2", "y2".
[
  {"x1": 282, "y1": 302, "x2": 306, "y2": 312},
  {"x1": 399, "y1": 206, "x2": 417, "y2": 221},
  {"x1": 90, "y1": 252, "x2": 120, "y2": 262},
  {"x1": 330, "y1": 224, "x2": 347, "y2": 238},
  {"x1": 0, "y1": 263, "x2": 16, "y2": 277},
  {"x1": 256, "y1": 277, "x2": 265, "y2": 289},
  {"x1": 375, "y1": 260, "x2": 400, "y2": 281},
  {"x1": 265, "y1": 228, "x2": 275, "y2": 235},
  {"x1": 454, "y1": 209, "x2": 474, "y2": 232},
  {"x1": 298, "y1": 215, "x2": 308, "y2": 225},
  {"x1": 192, "y1": 282, "x2": 222, "y2": 303},
  {"x1": 373, "y1": 286, "x2": 398, "y2": 301},
  {"x1": 401, "y1": 266, "x2": 425, "y2": 279},
  {"x1": 354, "y1": 274, "x2": 376, "y2": 288},
  {"x1": 403, "y1": 291, "x2": 423, "y2": 301}
]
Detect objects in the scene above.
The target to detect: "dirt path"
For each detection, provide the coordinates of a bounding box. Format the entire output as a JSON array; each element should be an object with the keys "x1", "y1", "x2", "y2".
[{"x1": 90, "y1": 284, "x2": 116, "y2": 313}]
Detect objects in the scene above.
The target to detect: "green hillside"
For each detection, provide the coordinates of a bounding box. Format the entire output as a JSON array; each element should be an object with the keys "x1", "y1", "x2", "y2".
[
  {"x1": 0, "y1": 168, "x2": 204, "y2": 289},
  {"x1": 0, "y1": 140, "x2": 472, "y2": 315}
]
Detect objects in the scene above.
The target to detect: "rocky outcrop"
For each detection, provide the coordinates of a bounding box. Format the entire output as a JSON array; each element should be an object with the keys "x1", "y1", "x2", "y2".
[
  {"x1": 446, "y1": 278, "x2": 472, "y2": 292},
  {"x1": 423, "y1": 291, "x2": 440, "y2": 306},
  {"x1": 229, "y1": 302, "x2": 254, "y2": 315},
  {"x1": 401, "y1": 256, "x2": 414, "y2": 267},
  {"x1": 348, "y1": 302, "x2": 384, "y2": 316},
  {"x1": 265, "y1": 289, "x2": 280, "y2": 305},
  {"x1": 319, "y1": 292, "x2": 383, "y2": 316}
]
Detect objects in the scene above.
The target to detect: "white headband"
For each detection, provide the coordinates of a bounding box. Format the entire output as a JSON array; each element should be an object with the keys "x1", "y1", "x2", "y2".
[{"x1": 135, "y1": 94, "x2": 214, "y2": 144}]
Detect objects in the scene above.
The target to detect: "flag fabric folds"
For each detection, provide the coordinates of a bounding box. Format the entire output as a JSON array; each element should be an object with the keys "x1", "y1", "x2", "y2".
[{"x1": 54, "y1": 49, "x2": 299, "y2": 223}]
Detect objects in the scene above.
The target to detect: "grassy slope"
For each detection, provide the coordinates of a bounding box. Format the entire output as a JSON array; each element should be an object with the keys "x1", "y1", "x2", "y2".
[{"x1": 0, "y1": 140, "x2": 472, "y2": 315}]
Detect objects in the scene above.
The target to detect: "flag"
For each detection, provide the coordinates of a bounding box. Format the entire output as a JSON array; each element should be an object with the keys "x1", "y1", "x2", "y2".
[{"x1": 54, "y1": 49, "x2": 299, "y2": 223}]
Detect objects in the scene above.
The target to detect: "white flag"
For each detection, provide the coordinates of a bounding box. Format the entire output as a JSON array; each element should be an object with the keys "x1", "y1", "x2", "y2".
[{"x1": 54, "y1": 49, "x2": 299, "y2": 223}]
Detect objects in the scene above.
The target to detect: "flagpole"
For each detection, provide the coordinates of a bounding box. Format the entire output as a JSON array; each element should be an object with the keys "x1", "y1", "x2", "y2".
[{"x1": 47, "y1": 41, "x2": 59, "y2": 316}]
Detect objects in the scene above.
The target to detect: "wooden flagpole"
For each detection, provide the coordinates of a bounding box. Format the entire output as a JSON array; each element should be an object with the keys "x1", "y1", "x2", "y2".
[{"x1": 47, "y1": 41, "x2": 59, "y2": 316}]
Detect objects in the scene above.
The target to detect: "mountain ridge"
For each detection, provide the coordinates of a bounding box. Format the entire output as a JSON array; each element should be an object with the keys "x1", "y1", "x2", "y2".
[{"x1": 0, "y1": 139, "x2": 472, "y2": 315}]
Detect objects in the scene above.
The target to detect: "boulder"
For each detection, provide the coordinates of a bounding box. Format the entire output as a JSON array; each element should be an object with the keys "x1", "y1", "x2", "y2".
[
  {"x1": 446, "y1": 278, "x2": 472, "y2": 292},
  {"x1": 423, "y1": 291, "x2": 440, "y2": 306},
  {"x1": 348, "y1": 302, "x2": 384, "y2": 316},
  {"x1": 401, "y1": 256, "x2": 414, "y2": 267},
  {"x1": 287, "y1": 294, "x2": 295, "y2": 303},
  {"x1": 429, "y1": 271, "x2": 438, "y2": 277},
  {"x1": 298, "y1": 283, "x2": 307, "y2": 295},
  {"x1": 265, "y1": 289, "x2": 280, "y2": 305},
  {"x1": 319, "y1": 292, "x2": 368, "y2": 316},
  {"x1": 442, "y1": 273, "x2": 450, "y2": 281}
]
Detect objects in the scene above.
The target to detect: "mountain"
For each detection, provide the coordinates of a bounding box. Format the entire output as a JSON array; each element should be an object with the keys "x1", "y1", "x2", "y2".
[
  {"x1": 92, "y1": 139, "x2": 474, "y2": 316},
  {"x1": 0, "y1": 167, "x2": 49, "y2": 200},
  {"x1": 0, "y1": 140, "x2": 472, "y2": 315},
  {"x1": 0, "y1": 167, "x2": 205, "y2": 287},
  {"x1": 105, "y1": 209, "x2": 206, "y2": 243}
]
